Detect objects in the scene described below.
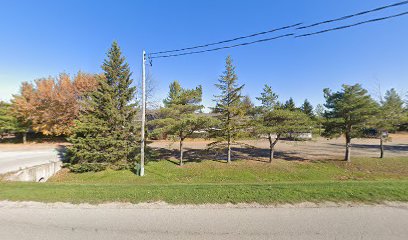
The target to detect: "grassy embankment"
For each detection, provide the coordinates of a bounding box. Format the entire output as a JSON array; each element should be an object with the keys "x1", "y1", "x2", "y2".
[{"x1": 0, "y1": 157, "x2": 407, "y2": 204}]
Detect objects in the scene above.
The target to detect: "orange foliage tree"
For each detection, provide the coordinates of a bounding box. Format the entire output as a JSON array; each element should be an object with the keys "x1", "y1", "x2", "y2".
[{"x1": 12, "y1": 72, "x2": 98, "y2": 136}]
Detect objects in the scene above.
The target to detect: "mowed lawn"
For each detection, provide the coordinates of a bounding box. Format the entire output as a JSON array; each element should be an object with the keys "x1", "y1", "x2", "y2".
[{"x1": 0, "y1": 157, "x2": 407, "y2": 204}]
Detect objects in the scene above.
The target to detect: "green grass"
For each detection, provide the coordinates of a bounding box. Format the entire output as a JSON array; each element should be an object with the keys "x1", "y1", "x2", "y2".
[
  {"x1": 0, "y1": 157, "x2": 407, "y2": 204},
  {"x1": 50, "y1": 157, "x2": 408, "y2": 184},
  {"x1": 0, "y1": 181, "x2": 407, "y2": 204}
]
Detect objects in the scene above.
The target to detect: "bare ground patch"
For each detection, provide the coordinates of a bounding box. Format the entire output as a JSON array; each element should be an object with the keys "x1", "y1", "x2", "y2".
[{"x1": 149, "y1": 133, "x2": 408, "y2": 163}]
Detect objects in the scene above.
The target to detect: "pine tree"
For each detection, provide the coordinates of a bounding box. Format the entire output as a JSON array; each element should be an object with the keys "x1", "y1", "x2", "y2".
[
  {"x1": 254, "y1": 87, "x2": 311, "y2": 162},
  {"x1": 213, "y1": 56, "x2": 244, "y2": 163},
  {"x1": 374, "y1": 88, "x2": 406, "y2": 158},
  {"x1": 150, "y1": 81, "x2": 216, "y2": 165},
  {"x1": 259, "y1": 109, "x2": 311, "y2": 162},
  {"x1": 323, "y1": 84, "x2": 378, "y2": 162},
  {"x1": 68, "y1": 42, "x2": 139, "y2": 170},
  {"x1": 301, "y1": 99, "x2": 315, "y2": 119}
]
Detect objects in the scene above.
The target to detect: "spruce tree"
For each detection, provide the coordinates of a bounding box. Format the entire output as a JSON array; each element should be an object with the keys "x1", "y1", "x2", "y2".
[
  {"x1": 283, "y1": 98, "x2": 296, "y2": 111},
  {"x1": 301, "y1": 99, "x2": 315, "y2": 119},
  {"x1": 213, "y1": 56, "x2": 244, "y2": 163},
  {"x1": 68, "y1": 42, "x2": 138, "y2": 170}
]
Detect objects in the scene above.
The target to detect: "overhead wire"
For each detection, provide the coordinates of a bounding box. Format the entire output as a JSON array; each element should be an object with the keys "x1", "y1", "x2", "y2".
[
  {"x1": 150, "y1": 34, "x2": 293, "y2": 59},
  {"x1": 296, "y1": 11, "x2": 408, "y2": 38},
  {"x1": 149, "y1": 23, "x2": 302, "y2": 55},
  {"x1": 150, "y1": 1, "x2": 408, "y2": 59},
  {"x1": 297, "y1": 0, "x2": 408, "y2": 29}
]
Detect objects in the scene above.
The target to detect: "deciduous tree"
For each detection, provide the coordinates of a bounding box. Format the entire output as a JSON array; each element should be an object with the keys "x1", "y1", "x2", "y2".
[
  {"x1": 11, "y1": 72, "x2": 98, "y2": 136},
  {"x1": 314, "y1": 104, "x2": 325, "y2": 135}
]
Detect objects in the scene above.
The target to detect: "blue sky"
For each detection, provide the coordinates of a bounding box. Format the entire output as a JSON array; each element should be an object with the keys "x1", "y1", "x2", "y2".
[{"x1": 1, "y1": 0, "x2": 407, "y2": 110}]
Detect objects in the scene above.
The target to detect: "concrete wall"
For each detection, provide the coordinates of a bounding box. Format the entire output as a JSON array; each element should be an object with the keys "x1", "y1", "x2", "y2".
[{"x1": 5, "y1": 161, "x2": 62, "y2": 182}]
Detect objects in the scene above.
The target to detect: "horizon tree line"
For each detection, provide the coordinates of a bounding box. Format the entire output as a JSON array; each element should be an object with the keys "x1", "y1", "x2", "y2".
[{"x1": 1, "y1": 42, "x2": 407, "y2": 171}]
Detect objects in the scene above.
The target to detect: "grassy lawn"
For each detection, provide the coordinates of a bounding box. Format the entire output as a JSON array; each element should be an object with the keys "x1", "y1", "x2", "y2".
[{"x1": 0, "y1": 157, "x2": 407, "y2": 204}]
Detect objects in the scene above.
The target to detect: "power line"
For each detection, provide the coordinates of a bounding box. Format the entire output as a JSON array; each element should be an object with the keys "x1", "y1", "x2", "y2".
[
  {"x1": 150, "y1": 2, "x2": 408, "y2": 59},
  {"x1": 150, "y1": 11, "x2": 408, "y2": 59},
  {"x1": 150, "y1": 1, "x2": 408, "y2": 57},
  {"x1": 150, "y1": 34, "x2": 293, "y2": 59},
  {"x1": 296, "y1": 11, "x2": 408, "y2": 38},
  {"x1": 297, "y1": 0, "x2": 408, "y2": 30},
  {"x1": 150, "y1": 23, "x2": 301, "y2": 55}
]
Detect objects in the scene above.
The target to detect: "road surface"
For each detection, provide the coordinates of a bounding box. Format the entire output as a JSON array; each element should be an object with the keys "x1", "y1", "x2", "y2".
[
  {"x1": 0, "y1": 148, "x2": 60, "y2": 174},
  {"x1": 0, "y1": 202, "x2": 407, "y2": 240}
]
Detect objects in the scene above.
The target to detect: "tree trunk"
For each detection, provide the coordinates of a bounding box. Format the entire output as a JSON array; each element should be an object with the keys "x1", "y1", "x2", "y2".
[
  {"x1": 268, "y1": 134, "x2": 273, "y2": 163},
  {"x1": 268, "y1": 134, "x2": 280, "y2": 163},
  {"x1": 227, "y1": 138, "x2": 231, "y2": 164},
  {"x1": 345, "y1": 136, "x2": 351, "y2": 162},
  {"x1": 22, "y1": 132, "x2": 27, "y2": 144},
  {"x1": 380, "y1": 137, "x2": 384, "y2": 159},
  {"x1": 318, "y1": 123, "x2": 322, "y2": 136},
  {"x1": 179, "y1": 138, "x2": 184, "y2": 166}
]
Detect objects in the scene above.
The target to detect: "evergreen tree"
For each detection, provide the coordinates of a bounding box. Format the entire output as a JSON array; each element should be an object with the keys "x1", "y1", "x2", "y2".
[
  {"x1": 150, "y1": 81, "x2": 216, "y2": 165},
  {"x1": 163, "y1": 80, "x2": 183, "y2": 106},
  {"x1": 68, "y1": 42, "x2": 139, "y2": 170},
  {"x1": 0, "y1": 101, "x2": 26, "y2": 142},
  {"x1": 374, "y1": 88, "x2": 406, "y2": 158},
  {"x1": 213, "y1": 56, "x2": 244, "y2": 163},
  {"x1": 380, "y1": 88, "x2": 405, "y2": 129},
  {"x1": 283, "y1": 98, "x2": 296, "y2": 111},
  {"x1": 254, "y1": 87, "x2": 311, "y2": 162},
  {"x1": 259, "y1": 109, "x2": 311, "y2": 162},
  {"x1": 256, "y1": 84, "x2": 278, "y2": 112},
  {"x1": 301, "y1": 99, "x2": 315, "y2": 119},
  {"x1": 323, "y1": 84, "x2": 378, "y2": 162},
  {"x1": 241, "y1": 95, "x2": 255, "y2": 116}
]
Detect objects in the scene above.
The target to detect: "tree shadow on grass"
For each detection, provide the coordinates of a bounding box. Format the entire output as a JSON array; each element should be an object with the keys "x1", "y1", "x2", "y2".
[
  {"x1": 328, "y1": 143, "x2": 408, "y2": 153},
  {"x1": 231, "y1": 146, "x2": 308, "y2": 162},
  {"x1": 152, "y1": 143, "x2": 310, "y2": 164},
  {"x1": 153, "y1": 147, "x2": 234, "y2": 165}
]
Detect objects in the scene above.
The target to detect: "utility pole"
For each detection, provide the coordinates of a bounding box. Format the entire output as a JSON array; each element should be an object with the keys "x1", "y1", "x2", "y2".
[{"x1": 140, "y1": 50, "x2": 146, "y2": 176}]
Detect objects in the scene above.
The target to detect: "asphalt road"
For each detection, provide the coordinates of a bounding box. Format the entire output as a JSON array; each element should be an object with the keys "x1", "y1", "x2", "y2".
[
  {"x1": 0, "y1": 149, "x2": 60, "y2": 174},
  {"x1": 0, "y1": 203, "x2": 407, "y2": 240}
]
